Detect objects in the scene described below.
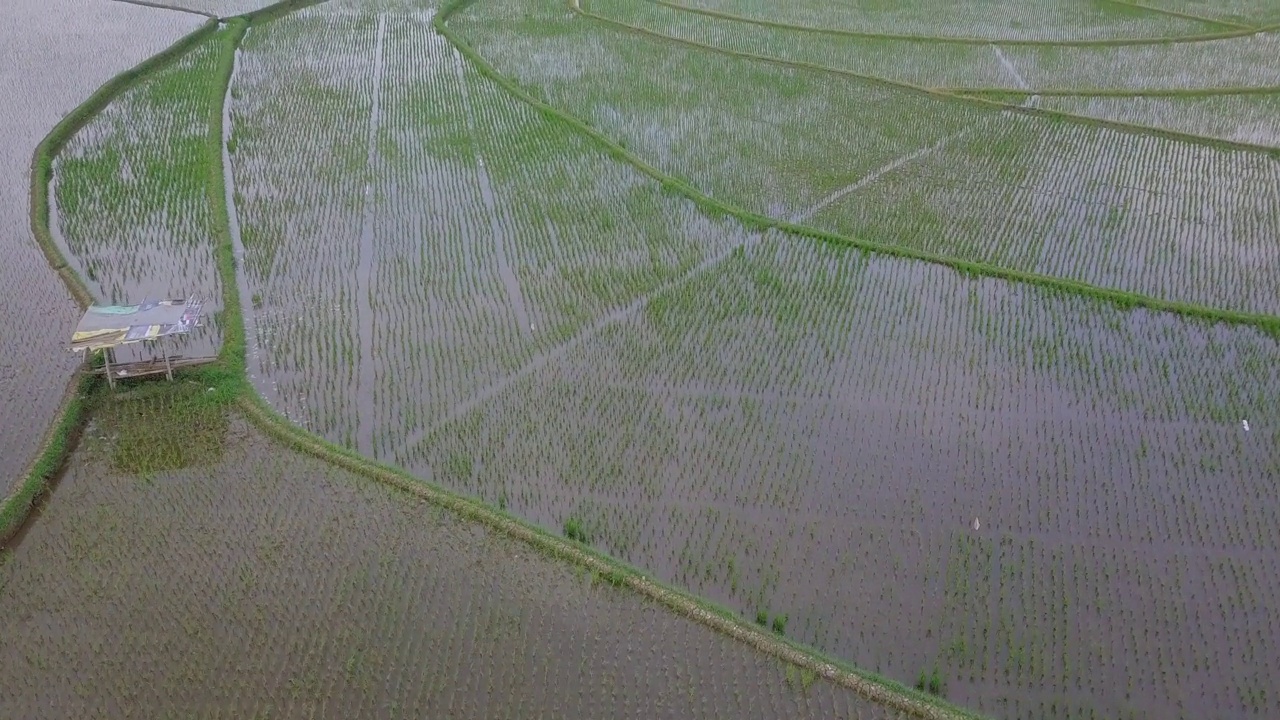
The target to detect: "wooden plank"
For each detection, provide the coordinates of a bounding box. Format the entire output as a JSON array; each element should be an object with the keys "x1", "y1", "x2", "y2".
[{"x1": 86, "y1": 356, "x2": 217, "y2": 378}]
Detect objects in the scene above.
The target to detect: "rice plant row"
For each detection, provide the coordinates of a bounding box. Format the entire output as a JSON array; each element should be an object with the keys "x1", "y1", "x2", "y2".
[
  {"x1": 52, "y1": 33, "x2": 226, "y2": 364},
  {"x1": 652, "y1": 0, "x2": 1220, "y2": 41}
]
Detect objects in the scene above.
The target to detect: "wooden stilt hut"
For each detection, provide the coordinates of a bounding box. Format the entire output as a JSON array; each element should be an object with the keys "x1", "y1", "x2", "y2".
[{"x1": 69, "y1": 296, "x2": 211, "y2": 388}]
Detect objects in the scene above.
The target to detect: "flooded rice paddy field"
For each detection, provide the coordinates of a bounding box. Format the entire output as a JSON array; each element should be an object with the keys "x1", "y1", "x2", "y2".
[
  {"x1": 0, "y1": 397, "x2": 899, "y2": 719},
  {"x1": 128, "y1": 0, "x2": 279, "y2": 17},
  {"x1": 51, "y1": 32, "x2": 225, "y2": 363},
  {"x1": 580, "y1": 0, "x2": 1016, "y2": 90},
  {"x1": 229, "y1": 2, "x2": 748, "y2": 447},
  {"x1": 1138, "y1": 0, "x2": 1280, "y2": 26},
  {"x1": 14, "y1": 0, "x2": 1277, "y2": 717},
  {"x1": 0, "y1": 0, "x2": 201, "y2": 490},
  {"x1": 995, "y1": 33, "x2": 1280, "y2": 91},
  {"x1": 593, "y1": 0, "x2": 1280, "y2": 93},
  {"x1": 215, "y1": 0, "x2": 1280, "y2": 718},
  {"x1": 394, "y1": 239, "x2": 1280, "y2": 718},
  {"x1": 804, "y1": 120, "x2": 1280, "y2": 315},
  {"x1": 666, "y1": 0, "x2": 1216, "y2": 42},
  {"x1": 1036, "y1": 93, "x2": 1280, "y2": 150},
  {"x1": 575, "y1": 1, "x2": 1280, "y2": 187},
  {"x1": 457, "y1": 0, "x2": 1280, "y2": 317}
]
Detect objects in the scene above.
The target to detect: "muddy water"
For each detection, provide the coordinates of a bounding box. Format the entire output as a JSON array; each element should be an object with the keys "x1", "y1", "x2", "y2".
[
  {"x1": 0, "y1": 0, "x2": 202, "y2": 490},
  {"x1": 0, "y1": 412, "x2": 904, "y2": 720}
]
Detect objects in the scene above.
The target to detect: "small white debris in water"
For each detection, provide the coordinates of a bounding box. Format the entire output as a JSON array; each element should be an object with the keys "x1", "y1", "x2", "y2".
[
  {"x1": 1242, "y1": 419, "x2": 1250, "y2": 432},
  {"x1": 530, "y1": 323, "x2": 536, "y2": 332},
  {"x1": 972, "y1": 518, "x2": 981, "y2": 531}
]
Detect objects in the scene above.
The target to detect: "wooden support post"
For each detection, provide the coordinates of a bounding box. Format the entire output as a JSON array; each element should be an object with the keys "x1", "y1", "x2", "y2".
[
  {"x1": 103, "y1": 348, "x2": 115, "y2": 391},
  {"x1": 162, "y1": 342, "x2": 174, "y2": 382}
]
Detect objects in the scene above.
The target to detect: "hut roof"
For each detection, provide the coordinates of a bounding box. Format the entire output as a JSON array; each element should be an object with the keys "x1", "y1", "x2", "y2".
[{"x1": 70, "y1": 296, "x2": 203, "y2": 352}]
